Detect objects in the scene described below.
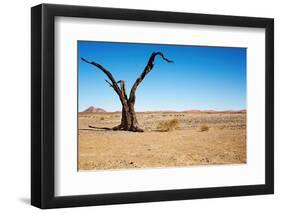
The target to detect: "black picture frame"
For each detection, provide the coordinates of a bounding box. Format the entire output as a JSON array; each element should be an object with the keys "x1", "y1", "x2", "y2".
[{"x1": 31, "y1": 3, "x2": 274, "y2": 209}]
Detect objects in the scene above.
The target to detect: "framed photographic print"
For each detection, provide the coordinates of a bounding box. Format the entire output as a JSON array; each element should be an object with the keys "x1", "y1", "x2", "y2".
[{"x1": 31, "y1": 3, "x2": 274, "y2": 209}]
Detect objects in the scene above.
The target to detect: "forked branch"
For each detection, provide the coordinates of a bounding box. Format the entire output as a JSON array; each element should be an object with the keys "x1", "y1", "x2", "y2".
[{"x1": 81, "y1": 57, "x2": 127, "y2": 104}]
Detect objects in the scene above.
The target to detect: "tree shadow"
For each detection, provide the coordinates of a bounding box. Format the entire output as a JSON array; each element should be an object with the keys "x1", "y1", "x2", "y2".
[
  {"x1": 79, "y1": 125, "x2": 113, "y2": 132},
  {"x1": 79, "y1": 126, "x2": 169, "y2": 133},
  {"x1": 88, "y1": 125, "x2": 112, "y2": 131}
]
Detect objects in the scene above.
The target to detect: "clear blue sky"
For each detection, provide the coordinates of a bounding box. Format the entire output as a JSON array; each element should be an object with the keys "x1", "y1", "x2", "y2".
[{"x1": 78, "y1": 41, "x2": 246, "y2": 112}]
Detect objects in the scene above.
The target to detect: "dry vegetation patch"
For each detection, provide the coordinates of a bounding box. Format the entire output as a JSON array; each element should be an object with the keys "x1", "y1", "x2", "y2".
[
  {"x1": 157, "y1": 119, "x2": 180, "y2": 132},
  {"x1": 199, "y1": 124, "x2": 209, "y2": 132}
]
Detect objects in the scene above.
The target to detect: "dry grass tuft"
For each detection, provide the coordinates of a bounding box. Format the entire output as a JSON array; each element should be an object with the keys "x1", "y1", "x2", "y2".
[
  {"x1": 100, "y1": 117, "x2": 105, "y2": 120},
  {"x1": 157, "y1": 119, "x2": 180, "y2": 132},
  {"x1": 218, "y1": 125, "x2": 225, "y2": 130},
  {"x1": 199, "y1": 124, "x2": 209, "y2": 132}
]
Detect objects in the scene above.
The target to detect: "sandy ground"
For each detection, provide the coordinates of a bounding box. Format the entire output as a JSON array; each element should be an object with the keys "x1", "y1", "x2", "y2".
[{"x1": 78, "y1": 111, "x2": 246, "y2": 171}]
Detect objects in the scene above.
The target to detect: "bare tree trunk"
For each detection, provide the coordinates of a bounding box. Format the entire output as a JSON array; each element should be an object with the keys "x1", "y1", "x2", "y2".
[
  {"x1": 112, "y1": 101, "x2": 143, "y2": 132},
  {"x1": 81, "y1": 52, "x2": 173, "y2": 132}
]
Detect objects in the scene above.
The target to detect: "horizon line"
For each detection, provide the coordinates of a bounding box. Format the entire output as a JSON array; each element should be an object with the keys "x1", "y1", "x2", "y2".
[{"x1": 79, "y1": 108, "x2": 247, "y2": 113}]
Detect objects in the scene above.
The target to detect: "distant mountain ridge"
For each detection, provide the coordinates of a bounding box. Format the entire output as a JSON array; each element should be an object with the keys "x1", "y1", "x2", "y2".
[
  {"x1": 184, "y1": 109, "x2": 246, "y2": 113},
  {"x1": 80, "y1": 106, "x2": 246, "y2": 113},
  {"x1": 82, "y1": 106, "x2": 106, "y2": 113}
]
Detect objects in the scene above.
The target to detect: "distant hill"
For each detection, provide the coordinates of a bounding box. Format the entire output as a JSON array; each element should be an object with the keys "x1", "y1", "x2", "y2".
[
  {"x1": 184, "y1": 109, "x2": 246, "y2": 113},
  {"x1": 221, "y1": 109, "x2": 246, "y2": 113},
  {"x1": 82, "y1": 106, "x2": 106, "y2": 113},
  {"x1": 184, "y1": 110, "x2": 217, "y2": 113}
]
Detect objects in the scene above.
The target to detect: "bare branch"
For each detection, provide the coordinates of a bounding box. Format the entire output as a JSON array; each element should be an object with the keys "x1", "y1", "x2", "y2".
[
  {"x1": 105, "y1": 79, "x2": 113, "y2": 87},
  {"x1": 154, "y1": 52, "x2": 174, "y2": 63},
  {"x1": 129, "y1": 52, "x2": 173, "y2": 102},
  {"x1": 81, "y1": 57, "x2": 127, "y2": 104},
  {"x1": 117, "y1": 80, "x2": 128, "y2": 100}
]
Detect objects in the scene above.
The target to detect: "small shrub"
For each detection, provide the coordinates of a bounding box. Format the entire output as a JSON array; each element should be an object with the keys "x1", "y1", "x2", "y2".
[
  {"x1": 218, "y1": 125, "x2": 225, "y2": 130},
  {"x1": 199, "y1": 124, "x2": 209, "y2": 132},
  {"x1": 157, "y1": 119, "x2": 180, "y2": 132},
  {"x1": 100, "y1": 117, "x2": 105, "y2": 120}
]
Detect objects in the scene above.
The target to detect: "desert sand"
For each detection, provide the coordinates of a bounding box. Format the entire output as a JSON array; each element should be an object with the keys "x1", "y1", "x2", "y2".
[{"x1": 78, "y1": 111, "x2": 246, "y2": 171}]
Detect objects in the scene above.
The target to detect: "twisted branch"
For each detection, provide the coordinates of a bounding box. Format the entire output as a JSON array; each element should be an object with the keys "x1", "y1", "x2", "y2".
[{"x1": 129, "y1": 52, "x2": 173, "y2": 102}]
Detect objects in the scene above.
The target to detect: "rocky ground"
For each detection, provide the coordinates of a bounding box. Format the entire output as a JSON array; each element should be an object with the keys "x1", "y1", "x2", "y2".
[{"x1": 78, "y1": 111, "x2": 246, "y2": 171}]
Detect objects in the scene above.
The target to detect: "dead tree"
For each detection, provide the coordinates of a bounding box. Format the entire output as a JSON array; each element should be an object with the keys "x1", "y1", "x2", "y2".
[{"x1": 81, "y1": 52, "x2": 173, "y2": 132}]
